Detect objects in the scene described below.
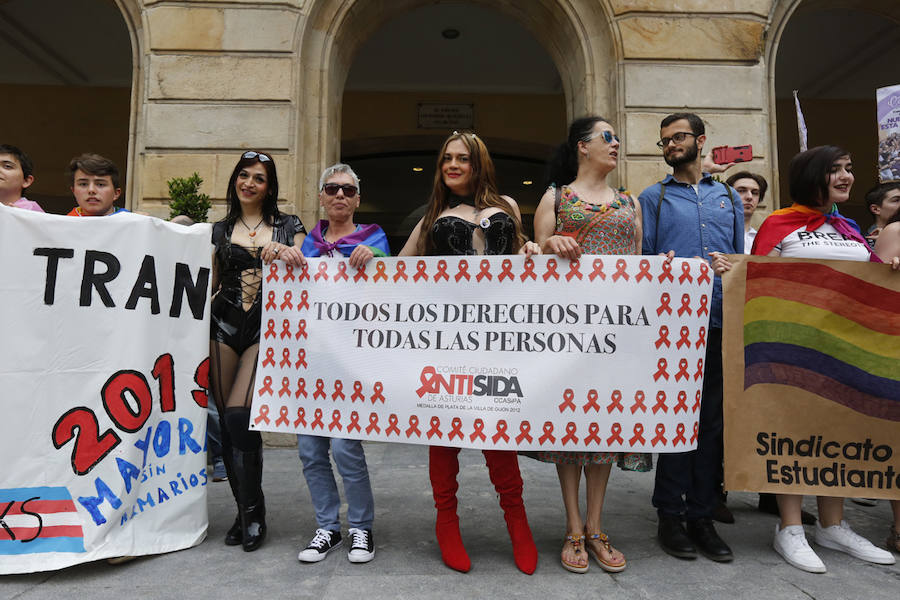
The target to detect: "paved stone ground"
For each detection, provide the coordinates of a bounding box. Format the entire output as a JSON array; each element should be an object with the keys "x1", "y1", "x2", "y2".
[{"x1": 4, "y1": 443, "x2": 898, "y2": 599}]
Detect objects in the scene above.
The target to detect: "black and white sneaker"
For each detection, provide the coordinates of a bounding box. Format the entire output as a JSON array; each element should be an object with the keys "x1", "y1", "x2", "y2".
[
  {"x1": 298, "y1": 528, "x2": 342, "y2": 563},
  {"x1": 347, "y1": 527, "x2": 375, "y2": 563}
]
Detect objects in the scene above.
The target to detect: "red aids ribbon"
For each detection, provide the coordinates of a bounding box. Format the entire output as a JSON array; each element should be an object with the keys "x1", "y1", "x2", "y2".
[
  {"x1": 675, "y1": 358, "x2": 690, "y2": 381},
  {"x1": 657, "y1": 293, "x2": 672, "y2": 316},
  {"x1": 373, "y1": 261, "x2": 388, "y2": 282},
  {"x1": 693, "y1": 390, "x2": 702, "y2": 412},
  {"x1": 476, "y1": 259, "x2": 492, "y2": 282},
  {"x1": 254, "y1": 404, "x2": 270, "y2": 425},
  {"x1": 607, "y1": 390, "x2": 624, "y2": 413},
  {"x1": 278, "y1": 377, "x2": 291, "y2": 397},
  {"x1": 636, "y1": 259, "x2": 652, "y2": 282},
  {"x1": 393, "y1": 260, "x2": 408, "y2": 282},
  {"x1": 520, "y1": 259, "x2": 537, "y2": 281},
  {"x1": 351, "y1": 381, "x2": 365, "y2": 402},
  {"x1": 561, "y1": 422, "x2": 579, "y2": 445},
  {"x1": 584, "y1": 423, "x2": 602, "y2": 445},
  {"x1": 655, "y1": 325, "x2": 671, "y2": 349},
  {"x1": 677, "y1": 293, "x2": 693, "y2": 316},
  {"x1": 385, "y1": 414, "x2": 401, "y2": 437},
  {"x1": 673, "y1": 423, "x2": 687, "y2": 446},
  {"x1": 313, "y1": 379, "x2": 326, "y2": 400},
  {"x1": 258, "y1": 376, "x2": 274, "y2": 396},
  {"x1": 296, "y1": 319, "x2": 308, "y2": 339},
  {"x1": 454, "y1": 259, "x2": 471, "y2": 281},
  {"x1": 653, "y1": 390, "x2": 668, "y2": 414},
  {"x1": 310, "y1": 408, "x2": 325, "y2": 430},
  {"x1": 295, "y1": 348, "x2": 308, "y2": 369},
  {"x1": 413, "y1": 260, "x2": 429, "y2": 282},
  {"x1": 426, "y1": 416, "x2": 442, "y2": 439},
  {"x1": 266, "y1": 263, "x2": 279, "y2": 282},
  {"x1": 658, "y1": 260, "x2": 674, "y2": 283},
  {"x1": 434, "y1": 259, "x2": 450, "y2": 281},
  {"x1": 332, "y1": 380, "x2": 345, "y2": 401},
  {"x1": 264, "y1": 319, "x2": 277, "y2": 339},
  {"x1": 583, "y1": 389, "x2": 601, "y2": 413},
  {"x1": 694, "y1": 358, "x2": 705, "y2": 381},
  {"x1": 498, "y1": 259, "x2": 514, "y2": 281},
  {"x1": 543, "y1": 258, "x2": 560, "y2": 281},
  {"x1": 631, "y1": 390, "x2": 647, "y2": 413},
  {"x1": 353, "y1": 264, "x2": 368, "y2": 282},
  {"x1": 629, "y1": 423, "x2": 646, "y2": 446},
  {"x1": 612, "y1": 258, "x2": 629, "y2": 281},
  {"x1": 283, "y1": 264, "x2": 295, "y2": 282},
  {"x1": 589, "y1": 258, "x2": 606, "y2": 281},
  {"x1": 515, "y1": 421, "x2": 532, "y2": 444},
  {"x1": 294, "y1": 407, "x2": 307, "y2": 428},
  {"x1": 298, "y1": 290, "x2": 310, "y2": 310},
  {"x1": 347, "y1": 411, "x2": 361, "y2": 433},
  {"x1": 275, "y1": 405, "x2": 290, "y2": 426},
  {"x1": 328, "y1": 410, "x2": 342, "y2": 431},
  {"x1": 651, "y1": 423, "x2": 667, "y2": 446},
  {"x1": 365, "y1": 413, "x2": 381, "y2": 434},
  {"x1": 448, "y1": 417, "x2": 464, "y2": 441},
  {"x1": 406, "y1": 415, "x2": 422, "y2": 438},
  {"x1": 314, "y1": 262, "x2": 329, "y2": 281},
  {"x1": 653, "y1": 358, "x2": 669, "y2": 381},
  {"x1": 280, "y1": 319, "x2": 292, "y2": 339},
  {"x1": 695, "y1": 326, "x2": 707, "y2": 349},
  {"x1": 697, "y1": 262, "x2": 711, "y2": 284},
  {"x1": 697, "y1": 295, "x2": 709, "y2": 316},
  {"x1": 471, "y1": 418, "x2": 487, "y2": 442},
  {"x1": 675, "y1": 391, "x2": 688, "y2": 413},
  {"x1": 262, "y1": 347, "x2": 276, "y2": 367},
  {"x1": 492, "y1": 420, "x2": 510, "y2": 443},
  {"x1": 678, "y1": 261, "x2": 693, "y2": 284},
  {"x1": 538, "y1": 422, "x2": 556, "y2": 445},
  {"x1": 690, "y1": 422, "x2": 699, "y2": 444},
  {"x1": 565, "y1": 259, "x2": 582, "y2": 281},
  {"x1": 295, "y1": 378, "x2": 307, "y2": 398},
  {"x1": 299, "y1": 263, "x2": 310, "y2": 282},
  {"x1": 371, "y1": 382, "x2": 385, "y2": 403},
  {"x1": 676, "y1": 326, "x2": 691, "y2": 349},
  {"x1": 335, "y1": 262, "x2": 349, "y2": 281},
  {"x1": 417, "y1": 368, "x2": 439, "y2": 398},
  {"x1": 280, "y1": 291, "x2": 293, "y2": 310},
  {"x1": 607, "y1": 422, "x2": 624, "y2": 445},
  {"x1": 558, "y1": 388, "x2": 576, "y2": 413}
]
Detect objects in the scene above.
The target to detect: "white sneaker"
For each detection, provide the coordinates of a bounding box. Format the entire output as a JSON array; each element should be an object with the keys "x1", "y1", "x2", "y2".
[
  {"x1": 298, "y1": 528, "x2": 342, "y2": 563},
  {"x1": 815, "y1": 520, "x2": 896, "y2": 565},
  {"x1": 347, "y1": 527, "x2": 375, "y2": 563},
  {"x1": 774, "y1": 524, "x2": 826, "y2": 573}
]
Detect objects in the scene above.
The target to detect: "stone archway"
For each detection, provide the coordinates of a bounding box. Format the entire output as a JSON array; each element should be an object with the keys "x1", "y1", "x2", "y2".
[{"x1": 293, "y1": 0, "x2": 617, "y2": 228}]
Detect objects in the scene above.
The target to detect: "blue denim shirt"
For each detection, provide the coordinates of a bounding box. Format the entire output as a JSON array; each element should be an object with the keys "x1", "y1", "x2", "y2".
[{"x1": 638, "y1": 173, "x2": 744, "y2": 328}]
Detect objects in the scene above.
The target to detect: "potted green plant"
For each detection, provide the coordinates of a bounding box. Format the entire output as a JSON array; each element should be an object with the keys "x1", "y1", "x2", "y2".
[{"x1": 167, "y1": 172, "x2": 211, "y2": 222}]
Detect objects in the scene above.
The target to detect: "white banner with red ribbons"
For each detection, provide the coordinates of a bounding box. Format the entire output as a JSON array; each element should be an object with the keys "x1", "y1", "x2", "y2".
[{"x1": 250, "y1": 255, "x2": 711, "y2": 452}]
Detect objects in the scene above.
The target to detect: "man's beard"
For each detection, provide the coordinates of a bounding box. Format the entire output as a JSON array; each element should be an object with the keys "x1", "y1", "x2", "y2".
[{"x1": 664, "y1": 140, "x2": 699, "y2": 168}]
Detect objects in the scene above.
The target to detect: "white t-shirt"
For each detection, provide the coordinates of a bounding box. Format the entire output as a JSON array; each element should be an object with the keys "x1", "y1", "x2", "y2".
[
  {"x1": 744, "y1": 227, "x2": 757, "y2": 255},
  {"x1": 773, "y1": 222, "x2": 870, "y2": 261}
]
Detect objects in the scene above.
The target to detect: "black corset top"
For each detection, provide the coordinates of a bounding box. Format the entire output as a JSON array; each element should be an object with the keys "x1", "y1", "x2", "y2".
[{"x1": 430, "y1": 212, "x2": 516, "y2": 256}]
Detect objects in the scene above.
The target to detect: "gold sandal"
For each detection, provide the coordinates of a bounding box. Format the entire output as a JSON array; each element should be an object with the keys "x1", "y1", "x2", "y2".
[
  {"x1": 585, "y1": 531, "x2": 626, "y2": 573},
  {"x1": 561, "y1": 533, "x2": 589, "y2": 573}
]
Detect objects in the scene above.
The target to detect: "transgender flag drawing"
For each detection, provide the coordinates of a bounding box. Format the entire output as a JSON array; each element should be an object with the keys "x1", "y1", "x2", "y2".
[
  {"x1": 743, "y1": 262, "x2": 900, "y2": 422},
  {"x1": 0, "y1": 487, "x2": 85, "y2": 555}
]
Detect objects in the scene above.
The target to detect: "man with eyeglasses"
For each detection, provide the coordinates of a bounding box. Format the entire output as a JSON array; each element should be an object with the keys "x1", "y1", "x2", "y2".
[{"x1": 639, "y1": 113, "x2": 743, "y2": 564}]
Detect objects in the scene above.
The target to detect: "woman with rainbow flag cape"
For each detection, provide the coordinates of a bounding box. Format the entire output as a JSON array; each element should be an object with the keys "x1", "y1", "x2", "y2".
[
  {"x1": 751, "y1": 145, "x2": 895, "y2": 573},
  {"x1": 296, "y1": 163, "x2": 385, "y2": 565}
]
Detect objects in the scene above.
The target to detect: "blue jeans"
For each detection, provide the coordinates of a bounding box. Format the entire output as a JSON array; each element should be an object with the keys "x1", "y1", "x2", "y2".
[{"x1": 297, "y1": 435, "x2": 374, "y2": 531}]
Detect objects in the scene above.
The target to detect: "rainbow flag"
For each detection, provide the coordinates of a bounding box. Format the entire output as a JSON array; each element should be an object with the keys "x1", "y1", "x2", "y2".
[{"x1": 743, "y1": 262, "x2": 900, "y2": 422}]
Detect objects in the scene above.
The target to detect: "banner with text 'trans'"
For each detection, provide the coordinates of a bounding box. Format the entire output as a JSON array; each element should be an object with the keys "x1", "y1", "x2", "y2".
[
  {"x1": 722, "y1": 255, "x2": 900, "y2": 499},
  {"x1": 251, "y1": 255, "x2": 711, "y2": 453},
  {"x1": 0, "y1": 206, "x2": 211, "y2": 574}
]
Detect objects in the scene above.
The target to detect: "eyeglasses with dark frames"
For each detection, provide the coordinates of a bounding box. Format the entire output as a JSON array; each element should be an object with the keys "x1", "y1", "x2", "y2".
[
  {"x1": 656, "y1": 132, "x2": 697, "y2": 148},
  {"x1": 321, "y1": 183, "x2": 358, "y2": 198}
]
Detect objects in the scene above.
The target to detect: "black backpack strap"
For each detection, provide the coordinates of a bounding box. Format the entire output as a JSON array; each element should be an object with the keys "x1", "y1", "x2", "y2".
[
  {"x1": 654, "y1": 182, "x2": 667, "y2": 245},
  {"x1": 721, "y1": 181, "x2": 738, "y2": 251}
]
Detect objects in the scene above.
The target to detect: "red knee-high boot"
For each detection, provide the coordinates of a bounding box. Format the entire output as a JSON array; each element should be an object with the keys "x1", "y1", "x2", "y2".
[
  {"x1": 429, "y1": 446, "x2": 470, "y2": 572},
  {"x1": 484, "y1": 450, "x2": 538, "y2": 574}
]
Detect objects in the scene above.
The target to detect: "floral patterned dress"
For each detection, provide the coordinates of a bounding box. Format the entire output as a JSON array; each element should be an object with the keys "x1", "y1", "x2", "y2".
[{"x1": 530, "y1": 184, "x2": 652, "y2": 471}]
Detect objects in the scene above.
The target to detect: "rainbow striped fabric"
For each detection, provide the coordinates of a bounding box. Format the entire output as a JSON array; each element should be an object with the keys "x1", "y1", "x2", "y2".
[{"x1": 743, "y1": 261, "x2": 900, "y2": 422}]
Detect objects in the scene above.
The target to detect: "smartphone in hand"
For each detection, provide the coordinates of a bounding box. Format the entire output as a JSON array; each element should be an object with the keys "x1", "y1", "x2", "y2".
[{"x1": 712, "y1": 145, "x2": 752, "y2": 165}]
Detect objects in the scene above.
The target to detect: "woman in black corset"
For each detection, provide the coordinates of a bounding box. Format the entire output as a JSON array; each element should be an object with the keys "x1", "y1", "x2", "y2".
[
  {"x1": 399, "y1": 132, "x2": 540, "y2": 574},
  {"x1": 210, "y1": 151, "x2": 307, "y2": 551}
]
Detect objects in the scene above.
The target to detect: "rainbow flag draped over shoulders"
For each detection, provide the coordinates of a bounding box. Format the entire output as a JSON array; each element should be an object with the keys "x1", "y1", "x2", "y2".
[{"x1": 743, "y1": 261, "x2": 900, "y2": 421}]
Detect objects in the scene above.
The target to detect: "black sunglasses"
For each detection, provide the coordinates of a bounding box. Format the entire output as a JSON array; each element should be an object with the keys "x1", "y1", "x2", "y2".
[
  {"x1": 242, "y1": 151, "x2": 272, "y2": 162},
  {"x1": 322, "y1": 183, "x2": 358, "y2": 198}
]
